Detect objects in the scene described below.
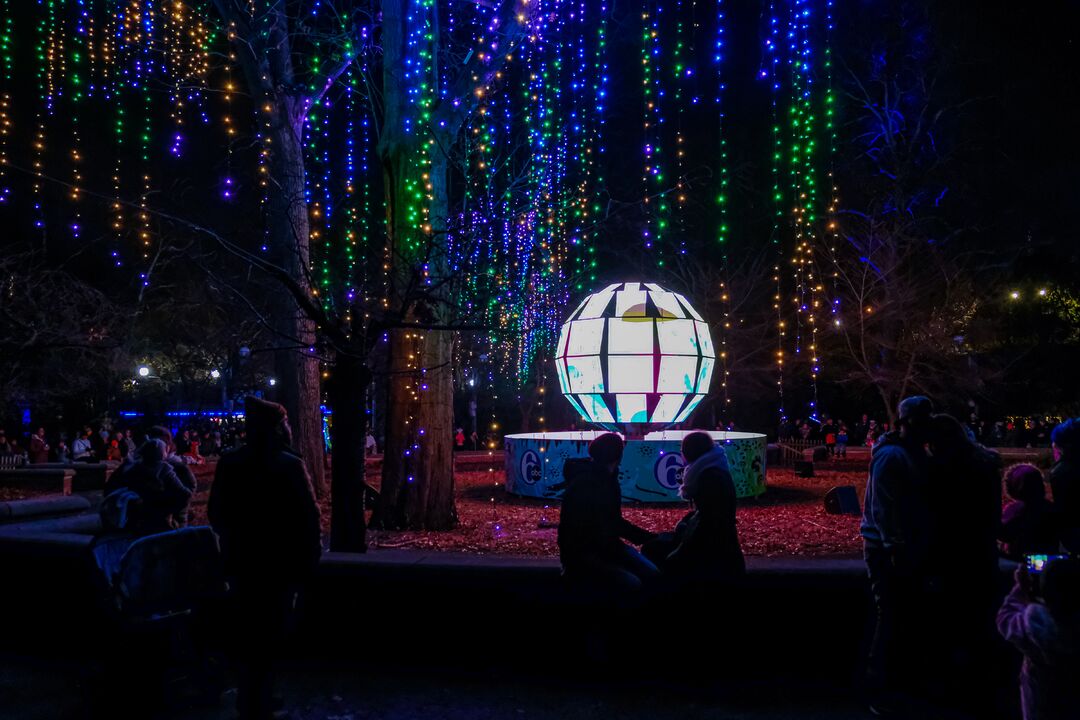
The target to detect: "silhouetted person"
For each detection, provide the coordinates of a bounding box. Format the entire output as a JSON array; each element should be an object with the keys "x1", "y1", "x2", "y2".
[
  {"x1": 926, "y1": 413, "x2": 1003, "y2": 713},
  {"x1": 1049, "y1": 419, "x2": 1080, "y2": 553},
  {"x1": 1001, "y1": 464, "x2": 1059, "y2": 560},
  {"x1": 145, "y1": 426, "x2": 198, "y2": 526},
  {"x1": 209, "y1": 397, "x2": 321, "y2": 720},
  {"x1": 28, "y1": 427, "x2": 49, "y2": 463},
  {"x1": 644, "y1": 431, "x2": 744, "y2": 584},
  {"x1": 102, "y1": 439, "x2": 194, "y2": 536},
  {"x1": 557, "y1": 432, "x2": 658, "y2": 594},
  {"x1": 861, "y1": 395, "x2": 933, "y2": 714},
  {"x1": 998, "y1": 557, "x2": 1080, "y2": 720}
]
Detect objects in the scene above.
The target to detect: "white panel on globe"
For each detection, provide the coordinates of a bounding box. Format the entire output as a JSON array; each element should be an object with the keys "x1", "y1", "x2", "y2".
[
  {"x1": 649, "y1": 291, "x2": 685, "y2": 320},
  {"x1": 607, "y1": 355, "x2": 654, "y2": 393},
  {"x1": 566, "y1": 356, "x2": 604, "y2": 394},
  {"x1": 656, "y1": 319, "x2": 698, "y2": 356},
  {"x1": 696, "y1": 356, "x2": 715, "y2": 393},
  {"x1": 567, "y1": 318, "x2": 605, "y2": 355},
  {"x1": 579, "y1": 292, "x2": 614, "y2": 320},
  {"x1": 615, "y1": 394, "x2": 649, "y2": 423},
  {"x1": 579, "y1": 394, "x2": 616, "y2": 424},
  {"x1": 615, "y1": 288, "x2": 648, "y2": 318},
  {"x1": 694, "y1": 321, "x2": 715, "y2": 357},
  {"x1": 555, "y1": 358, "x2": 571, "y2": 394},
  {"x1": 607, "y1": 317, "x2": 654, "y2": 354},
  {"x1": 674, "y1": 394, "x2": 706, "y2": 423},
  {"x1": 651, "y1": 394, "x2": 688, "y2": 423},
  {"x1": 657, "y1": 355, "x2": 699, "y2": 393}
]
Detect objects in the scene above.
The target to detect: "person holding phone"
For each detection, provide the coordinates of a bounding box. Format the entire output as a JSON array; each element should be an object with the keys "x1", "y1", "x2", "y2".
[{"x1": 997, "y1": 556, "x2": 1080, "y2": 720}]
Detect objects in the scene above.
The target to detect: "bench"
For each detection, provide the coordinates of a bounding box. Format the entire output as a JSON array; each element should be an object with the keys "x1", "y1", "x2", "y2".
[
  {"x1": 0, "y1": 495, "x2": 92, "y2": 524},
  {"x1": 31, "y1": 462, "x2": 110, "y2": 492},
  {"x1": 0, "y1": 468, "x2": 76, "y2": 495}
]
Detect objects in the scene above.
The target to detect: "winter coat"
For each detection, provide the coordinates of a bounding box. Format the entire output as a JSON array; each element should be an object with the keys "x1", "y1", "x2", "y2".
[
  {"x1": 997, "y1": 584, "x2": 1080, "y2": 720},
  {"x1": 29, "y1": 434, "x2": 49, "y2": 464},
  {"x1": 860, "y1": 433, "x2": 931, "y2": 568},
  {"x1": 662, "y1": 464, "x2": 745, "y2": 581},
  {"x1": 1001, "y1": 499, "x2": 1060, "y2": 560},
  {"x1": 208, "y1": 443, "x2": 322, "y2": 589},
  {"x1": 1049, "y1": 459, "x2": 1080, "y2": 552},
  {"x1": 102, "y1": 459, "x2": 193, "y2": 535},
  {"x1": 557, "y1": 457, "x2": 654, "y2": 569}
]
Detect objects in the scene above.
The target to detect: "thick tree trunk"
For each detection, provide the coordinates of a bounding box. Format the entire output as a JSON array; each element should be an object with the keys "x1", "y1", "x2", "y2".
[
  {"x1": 328, "y1": 350, "x2": 370, "y2": 551},
  {"x1": 374, "y1": 1, "x2": 457, "y2": 530},
  {"x1": 265, "y1": 99, "x2": 326, "y2": 497}
]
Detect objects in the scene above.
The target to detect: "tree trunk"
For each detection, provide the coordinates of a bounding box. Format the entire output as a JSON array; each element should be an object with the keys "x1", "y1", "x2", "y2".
[
  {"x1": 328, "y1": 350, "x2": 369, "y2": 551},
  {"x1": 373, "y1": 1, "x2": 457, "y2": 530},
  {"x1": 265, "y1": 97, "x2": 326, "y2": 496}
]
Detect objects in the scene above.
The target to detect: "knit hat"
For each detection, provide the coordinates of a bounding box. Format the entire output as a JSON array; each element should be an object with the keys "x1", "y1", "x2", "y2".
[
  {"x1": 588, "y1": 432, "x2": 624, "y2": 466},
  {"x1": 245, "y1": 395, "x2": 287, "y2": 434},
  {"x1": 897, "y1": 396, "x2": 933, "y2": 424}
]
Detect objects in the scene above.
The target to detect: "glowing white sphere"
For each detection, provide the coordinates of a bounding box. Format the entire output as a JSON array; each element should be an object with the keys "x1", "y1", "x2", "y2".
[
  {"x1": 137, "y1": 365, "x2": 151, "y2": 378},
  {"x1": 554, "y1": 282, "x2": 715, "y2": 427}
]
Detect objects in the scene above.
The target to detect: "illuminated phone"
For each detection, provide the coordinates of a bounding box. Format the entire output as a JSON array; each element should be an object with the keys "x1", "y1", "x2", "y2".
[{"x1": 1026, "y1": 554, "x2": 1068, "y2": 575}]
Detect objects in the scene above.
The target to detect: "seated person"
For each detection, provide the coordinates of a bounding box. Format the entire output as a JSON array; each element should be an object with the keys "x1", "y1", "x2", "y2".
[
  {"x1": 1000, "y1": 463, "x2": 1059, "y2": 559},
  {"x1": 644, "y1": 431, "x2": 745, "y2": 583},
  {"x1": 102, "y1": 439, "x2": 194, "y2": 536},
  {"x1": 557, "y1": 433, "x2": 659, "y2": 593},
  {"x1": 997, "y1": 557, "x2": 1080, "y2": 720}
]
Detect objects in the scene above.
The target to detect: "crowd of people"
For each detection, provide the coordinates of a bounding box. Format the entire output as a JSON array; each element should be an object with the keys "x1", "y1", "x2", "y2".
[
  {"x1": 0, "y1": 419, "x2": 247, "y2": 467},
  {"x1": 859, "y1": 398, "x2": 1079, "y2": 719},
  {"x1": 778, "y1": 412, "x2": 1065, "y2": 451}
]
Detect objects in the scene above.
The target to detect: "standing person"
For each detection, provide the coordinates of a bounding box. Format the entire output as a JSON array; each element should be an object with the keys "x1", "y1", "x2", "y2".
[
  {"x1": 1000, "y1": 464, "x2": 1059, "y2": 560},
  {"x1": 860, "y1": 396, "x2": 934, "y2": 714},
  {"x1": 209, "y1": 397, "x2": 322, "y2": 720},
  {"x1": 1048, "y1": 419, "x2": 1080, "y2": 553},
  {"x1": 557, "y1": 433, "x2": 659, "y2": 594},
  {"x1": 836, "y1": 425, "x2": 849, "y2": 458},
  {"x1": 145, "y1": 426, "x2": 198, "y2": 527},
  {"x1": 54, "y1": 439, "x2": 71, "y2": 464},
  {"x1": 454, "y1": 427, "x2": 465, "y2": 452},
  {"x1": 364, "y1": 430, "x2": 377, "y2": 457},
  {"x1": 926, "y1": 413, "x2": 1003, "y2": 712},
  {"x1": 822, "y1": 417, "x2": 837, "y2": 457},
  {"x1": 73, "y1": 428, "x2": 94, "y2": 461},
  {"x1": 28, "y1": 427, "x2": 50, "y2": 464},
  {"x1": 997, "y1": 558, "x2": 1080, "y2": 720},
  {"x1": 865, "y1": 420, "x2": 879, "y2": 448},
  {"x1": 122, "y1": 429, "x2": 138, "y2": 458}
]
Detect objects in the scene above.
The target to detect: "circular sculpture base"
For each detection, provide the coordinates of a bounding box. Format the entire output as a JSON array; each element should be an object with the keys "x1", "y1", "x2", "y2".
[{"x1": 505, "y1": 430, "x2": 767, "y2": 503}]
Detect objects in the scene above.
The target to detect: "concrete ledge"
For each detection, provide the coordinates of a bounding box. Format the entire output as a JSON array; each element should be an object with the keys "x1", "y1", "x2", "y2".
[
  {"x1": 0, "y1": 494, "x2": 91, "y2": 522},
  {"x1": 0, "y1": 512, "x2": 101, "y2": 537},
  {"x1": 30, "y1": 462, "x2": 109, "y2": 492},
  {"x1": 0, "y1": 468, "x2": 75, "y2": 495}
]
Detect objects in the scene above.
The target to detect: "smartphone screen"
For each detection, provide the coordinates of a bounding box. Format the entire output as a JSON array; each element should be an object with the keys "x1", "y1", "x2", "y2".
[{"x1": 1026, "y1": 554, "x2": 1067, "y2": 574}]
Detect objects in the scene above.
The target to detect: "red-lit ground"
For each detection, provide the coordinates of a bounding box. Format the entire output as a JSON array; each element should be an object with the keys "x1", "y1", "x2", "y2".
[{"x1": 184, "y1": 461, "x2": 868, "y2": 557}]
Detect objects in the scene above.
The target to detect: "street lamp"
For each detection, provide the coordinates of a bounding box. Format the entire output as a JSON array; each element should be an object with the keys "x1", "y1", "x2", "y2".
[
  {"x1": 137, "y1": 365, "x2": 151, "y2": 378},
  {"x1": 268, "y1": 377, "x2": 277, "y2": 387},
  {"x1": 210, "y1": 369, "x2": 221, "y2": 380}
]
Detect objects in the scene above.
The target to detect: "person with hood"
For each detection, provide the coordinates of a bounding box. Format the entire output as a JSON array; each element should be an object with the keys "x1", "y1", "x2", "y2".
[
  {"x1": 1000, "y1": 464, "x2": 1059, "y2": 560},
  {"x1": 557, "y1": 432, "x2": 658, "y2": 593},
  {"x1": 997, "y1": 557, "x2": 1080, "y2": 720},
  {"x1": 644, "y1": 431, "x2": 744, "y2": 584},
  {"x1": 860, "y1": 395, "x2": 934, "y2": 713},
  {"x1": 102, "y1": 439, "x2": 194, "y2": 536},
  {"x1": 1048, "y1": 418, "x2": 1080, "y2": 553},
  {"x1": 209, "y1": 397, "x2": 321, "y2": 720},
  {"x1": 142, "y1": 426, "x2": 198, "y2": 526}
]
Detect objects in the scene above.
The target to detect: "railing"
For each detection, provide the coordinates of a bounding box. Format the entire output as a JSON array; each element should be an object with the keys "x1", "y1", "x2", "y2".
[{"x1": 0, "y1": 453, "x2": 27, "y2": 470}]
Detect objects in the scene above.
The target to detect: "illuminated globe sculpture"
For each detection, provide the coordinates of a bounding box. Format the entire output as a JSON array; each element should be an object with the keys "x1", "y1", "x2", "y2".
[
  {"x1": 554, "y1": 282, "x2": 714, "y2": 428},
  {"x1": 504, "y1": 281, "x2": 768, "y2": 503}
]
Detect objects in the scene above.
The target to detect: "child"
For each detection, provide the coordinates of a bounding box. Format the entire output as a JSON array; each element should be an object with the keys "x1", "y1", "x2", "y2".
[
  {"x1": 1000, "y1": 463, "x2": 1059, "y2": 560},
  {"x1": 836, "y1": 425, "x2": 848, "y2": 458},
  {"x1": 997, "y1": 558, "x2": 1080, "y2": 719}
]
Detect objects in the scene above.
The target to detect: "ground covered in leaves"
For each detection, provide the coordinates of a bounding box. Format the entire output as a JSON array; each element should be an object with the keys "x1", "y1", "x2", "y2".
[{"x1": 186, "y1": 459, "x2": 870, "y2": 558}]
